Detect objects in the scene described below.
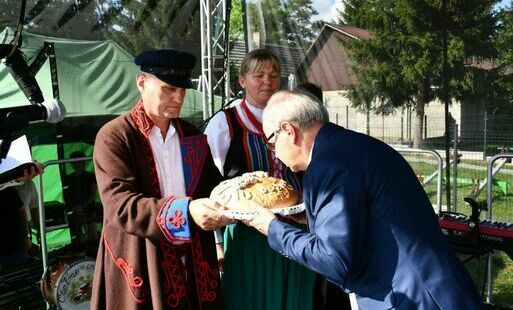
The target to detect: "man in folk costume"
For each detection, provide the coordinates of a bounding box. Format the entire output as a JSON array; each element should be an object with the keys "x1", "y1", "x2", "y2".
[
  {"x1": 205, "y1": 49, "x2": 315, "y2": 309},
  {"x1": 91, "y1": 49, "x2": 233, "y2": 310}
]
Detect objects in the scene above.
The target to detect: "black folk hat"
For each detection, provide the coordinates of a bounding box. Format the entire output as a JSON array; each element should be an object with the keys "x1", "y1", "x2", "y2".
[{"x1": 134, "y1": 49, "x2": 196, "y2": 89}]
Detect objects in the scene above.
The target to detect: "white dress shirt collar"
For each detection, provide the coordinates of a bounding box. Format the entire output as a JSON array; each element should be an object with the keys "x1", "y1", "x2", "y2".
[{"x1": 148, "y1": 122, "x2": 187, "y2": 198}]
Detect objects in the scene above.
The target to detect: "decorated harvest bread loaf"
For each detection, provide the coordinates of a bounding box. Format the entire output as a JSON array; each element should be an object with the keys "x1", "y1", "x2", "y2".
[{"x1": 210, "y1": 171, "x2": 299, "y2": 210}]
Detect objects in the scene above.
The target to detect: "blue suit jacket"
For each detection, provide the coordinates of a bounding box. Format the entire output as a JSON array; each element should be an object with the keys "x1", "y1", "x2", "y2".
[{"x1": 268, "y1": 123, "x2": 483, "y2": 309}]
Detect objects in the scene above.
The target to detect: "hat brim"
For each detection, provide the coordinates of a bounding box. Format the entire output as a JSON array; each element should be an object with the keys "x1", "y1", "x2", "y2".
[{"x1": 154, "y1": 74, "x2": 193, "y2": 89}]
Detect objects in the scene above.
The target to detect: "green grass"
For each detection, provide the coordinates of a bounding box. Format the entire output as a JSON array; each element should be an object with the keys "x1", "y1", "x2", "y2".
[
  {"x1": 492, "y1": 253, "x2": 513, "y2": 307},
  {"x1": 464, "y1": 252, "x2": 513, "y2": 308},
  {"x1": 400, "y1": 155, "x2": 513, "y2": 307}
]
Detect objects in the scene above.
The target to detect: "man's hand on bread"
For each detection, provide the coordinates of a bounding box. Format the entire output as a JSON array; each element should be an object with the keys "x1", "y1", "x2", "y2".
[
  {"x1": 241, "y1": 201, "x2": 276, "y2": 236},
  {"x1": 189, "y1": 198, "x2": 235, "y2": 230}
]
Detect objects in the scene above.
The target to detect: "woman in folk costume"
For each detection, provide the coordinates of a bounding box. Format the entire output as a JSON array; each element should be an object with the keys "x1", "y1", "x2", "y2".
[{"x1": 205, "y1": 49, "x2": 315, "y2": 309}]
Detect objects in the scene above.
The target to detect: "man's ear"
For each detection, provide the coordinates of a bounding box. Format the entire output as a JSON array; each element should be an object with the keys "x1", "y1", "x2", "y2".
[
  {"x1": 281, "y1": 121, "x2": 298, "y2": 143},
  {"x1": 136, "y1": 73, "x2": 145, "y2": 92}
]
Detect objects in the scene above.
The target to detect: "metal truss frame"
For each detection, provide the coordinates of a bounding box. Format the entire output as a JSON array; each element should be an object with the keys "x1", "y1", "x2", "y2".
[{"x1": 199, "y1": 0, "x2": 231, "y2": 120}]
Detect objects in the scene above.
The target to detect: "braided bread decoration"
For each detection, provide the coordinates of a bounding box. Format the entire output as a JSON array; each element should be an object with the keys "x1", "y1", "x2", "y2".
[{"x1": 210, "y1": 171, "x2": 299, "y2": 210}]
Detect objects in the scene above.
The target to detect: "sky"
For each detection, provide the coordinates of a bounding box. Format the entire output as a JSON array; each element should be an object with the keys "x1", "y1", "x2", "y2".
[
  {"x1": 312, "y1": 0, "x2": 345, "y2": 22},
  {"x1": 497, "y1": 0, "x2": 512, "y2": 9},
  {"x1": 312, "y1": 0, "x2": 513, "y2": 23}
]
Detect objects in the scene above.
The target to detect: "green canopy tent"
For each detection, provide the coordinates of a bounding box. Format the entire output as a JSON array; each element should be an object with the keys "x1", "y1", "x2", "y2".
[{"x1": 0, "y1": 27, "x2": 214, "y2": 250}]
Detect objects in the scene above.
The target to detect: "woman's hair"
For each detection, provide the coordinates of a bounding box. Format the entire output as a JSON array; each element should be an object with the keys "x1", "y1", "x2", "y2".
[
  {"x1": 240, "y1": 49, "x2": 281, "y2": 76},
  {"x1": 264, "y1": 90, "x2": 329, "y2": 130}
]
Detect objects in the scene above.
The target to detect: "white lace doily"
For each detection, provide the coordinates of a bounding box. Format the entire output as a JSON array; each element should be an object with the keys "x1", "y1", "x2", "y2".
[{"x1": 220, "y1": 203, "x2": 305, "y2": 220}]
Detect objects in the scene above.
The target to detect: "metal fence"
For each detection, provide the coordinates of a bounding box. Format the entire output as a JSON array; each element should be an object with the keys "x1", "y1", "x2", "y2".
[
  {"x1": 330, "y1": 112, "x2": 513, "y2": 222},
  {"x1": 328, "y1": 110, "x2": 513, "y2": 305}
]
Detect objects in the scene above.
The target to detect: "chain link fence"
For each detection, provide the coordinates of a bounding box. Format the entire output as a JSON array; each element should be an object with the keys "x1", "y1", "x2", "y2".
[{"x1": 327, "y1": 107, "x2": 513, "y2": 224}]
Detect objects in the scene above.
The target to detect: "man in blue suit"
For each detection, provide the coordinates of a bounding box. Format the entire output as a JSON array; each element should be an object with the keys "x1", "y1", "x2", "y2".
[{"x1": 244, "y1": 90, "x2": 483, "y2": 309}]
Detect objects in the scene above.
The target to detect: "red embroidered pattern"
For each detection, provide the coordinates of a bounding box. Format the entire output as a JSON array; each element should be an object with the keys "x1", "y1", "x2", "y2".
[
  {"x1": 161, "y1": 241, "x2": 188, "y2": 308},
  {"x1": 172, "y1": 119, "x2": 207, "y2": 195},
  {"x1": 117, "y1": 258, "x2": 144, "y2": 288},
  {"x1": 192, "y1": 231, "x2": 219, "y2": 303},
  {"x1": 130, "y1": 101, "x2": 161, "y2": 197},
  {"x1": 184, "y1": 147, "x2": 200, "y2": 177},
  {"x1": 241, "y1": 98, "x2": 264, "y2": 134},
  {"x1": 223, "y1": 110, "x2": 235, "y2": 140},
  {"x1": 233, "y1": 107, "x2": 284, "y2": 177},
  {"x1": 103, "y1": 236, "x2": 147, "y2": 304},
  {"x1": 130, "y1": 100, "x2": 154, "y2": 138},
  {"x1": 181, "y1": 136, "x2": 208, "y2": 194},
  {"x1": 131, "y1": 102, "x2": 189, "y2": 307},
  {"x1": 131, "y1": 105, "x2": 218, "y2": 308},
  {"x1": 157, "y1": 197, "x2": 192, "y2": 243},
  {"x1": 170, "y1": 210, "x2": 186, "y2": 228}
]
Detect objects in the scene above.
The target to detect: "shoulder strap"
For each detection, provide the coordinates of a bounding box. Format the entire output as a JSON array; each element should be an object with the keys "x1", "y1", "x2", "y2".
[{"x1": 223, "y1": 107, "x2": 246, "y2": 178}]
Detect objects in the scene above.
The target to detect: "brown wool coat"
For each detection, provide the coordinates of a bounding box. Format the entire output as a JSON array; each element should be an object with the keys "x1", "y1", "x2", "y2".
[{"x1": 91, "y1": 105, "x2": 223, "y2": 310}]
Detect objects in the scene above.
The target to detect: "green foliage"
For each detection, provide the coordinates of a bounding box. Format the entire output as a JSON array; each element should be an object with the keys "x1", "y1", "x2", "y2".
[
  {"x1": 496, "y1": 5, "x2": 513, "y2": 66},
  {"x1": 0, "y1": 0, "x2": 23, "y2": 30},
  {"x1": 493, "y1": 5, "x2": 513, "y2": 107},
  {"x1": 342, "y1": 0, "x2": 500, "y2": 110},
  {"x1": 94, "y1": 0, "x2": 201, "y2": 55},
  {"x1": 229, "y1": 0, "x2": 244, "y2": 40},
  {"x1": 340, "y1": 0, "x2": 503, "y2": 147},
  {"x1": 246, "y1": 0, "x2": 317, "y2": 48},
  {"x1": 281, "y1": 0, "x2": 318, "y2": 47},
  {"x1": 3, "y1": 1, "x2": 202, "y2": 47},
  {"x1": 340, "y1": 0, "x2": 368, "y2": 27}
]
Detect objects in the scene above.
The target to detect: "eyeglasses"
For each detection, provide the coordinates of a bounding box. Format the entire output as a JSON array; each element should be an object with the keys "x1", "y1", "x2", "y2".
[{"x1": 265, "y1": 129, "x2": 281, "y2": 151}]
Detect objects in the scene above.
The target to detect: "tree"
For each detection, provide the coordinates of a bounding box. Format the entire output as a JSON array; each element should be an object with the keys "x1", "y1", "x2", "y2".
[
  {"x1": 493, "y1": 4, "x2": 513, "y2": 109},
  {"x1": 94, "y1": 0, "x2": 202, "y2": 57},
  {"x1": 246, "y1": 0, "x2": 317, "y2": 48},
  {"x1": 0, "y1": 0, "x2": 25, "y2": 31},
  {"x1": 281, "y1": 0, "x2": 318, "y2": 47},
  {"x1": 229, "y1": 0, "x2": 244, "y2": 40},
  {"x1": 496, "y1": 5, "x2": 513, "y2": 66},
  {"x1": 340, "y1": 0, "x2": 500, "y2": 148}
]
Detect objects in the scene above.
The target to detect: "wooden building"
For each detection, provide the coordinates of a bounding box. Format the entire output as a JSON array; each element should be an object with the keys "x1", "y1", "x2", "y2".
[{"x1": 296, "y1": 23, "x2": 369, "y2": 90}]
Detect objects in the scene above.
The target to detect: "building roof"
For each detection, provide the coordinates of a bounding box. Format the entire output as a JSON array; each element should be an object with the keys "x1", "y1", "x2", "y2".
[
  {"x1": 324, "y1": 23, "x2": 370, "y2": 40},
  {"x1": 295, "y1": 23, "x2": 369, "y2": 90},
  {"x1": 228, "y1": 23, "x2": 368, "y2": 91},
  {"x1": 299, "y1": 23, "x2": 369, "y2": 71},
  {"x1": 263, "y1": 43, "x2": 305, "y2": 77},
  {"x1": 228, "y1": 39, "x2": 305, "y2": 78}
]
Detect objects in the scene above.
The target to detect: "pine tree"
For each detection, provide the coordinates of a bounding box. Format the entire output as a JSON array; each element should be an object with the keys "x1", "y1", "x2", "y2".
[
  {"x1": 281, "y1": 0, "x2": 317, "y2": 47},
  {"x1": 341, "y1": 0, "x2": 500, "y2": 147},
  {"x1": 246, "y1": 0, "x2": 317, "y2": 48},
  {"x1": 95, "y1": 0, "x2": 201, "y2": 56}
]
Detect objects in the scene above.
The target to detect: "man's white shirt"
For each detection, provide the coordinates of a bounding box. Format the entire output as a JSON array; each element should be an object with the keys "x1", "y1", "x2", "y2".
[{"x1": 148, "y1": 123, "x2": 187, "y2": 198}]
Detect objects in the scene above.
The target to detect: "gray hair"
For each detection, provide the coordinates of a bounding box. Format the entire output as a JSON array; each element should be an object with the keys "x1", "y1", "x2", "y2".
[{"x1": 263, "y1": 90, "x2": 329, "y2": 130}]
